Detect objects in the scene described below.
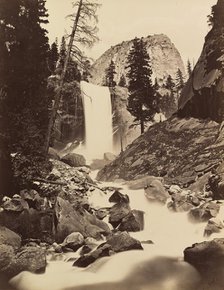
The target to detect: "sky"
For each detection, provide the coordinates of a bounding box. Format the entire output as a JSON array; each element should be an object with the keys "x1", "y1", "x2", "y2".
[{"x1": 45, "y1": 0, "x2": 216, "y2": 66}]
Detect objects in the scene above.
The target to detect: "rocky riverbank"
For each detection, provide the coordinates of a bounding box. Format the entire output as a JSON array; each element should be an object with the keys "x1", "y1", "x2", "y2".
[{"x1": 1, "y1": 152, "x2": 224, "y2": 289}]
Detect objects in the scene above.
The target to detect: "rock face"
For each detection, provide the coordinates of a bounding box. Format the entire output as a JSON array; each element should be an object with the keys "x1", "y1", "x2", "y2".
[
  {"x1": 97, "y1": 117, "x2": 224, "y2": 186},
  {"x1": 61, "y1": 153, "x2": 86, "y2": 167},
  {"x1": 184, "y1": 238, "x2": 224, "y2": 289},
  {"x1": 178, "y1": 1, "x2": 224, "y2": 122},
  {"x1": 90, "y1": 34, "x2": 185, "y2": 88}
]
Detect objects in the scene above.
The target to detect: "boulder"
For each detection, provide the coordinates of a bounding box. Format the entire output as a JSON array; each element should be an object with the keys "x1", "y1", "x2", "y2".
[
  {"x1": 106, "y1": 231, "x2": 143, "y2": 253},
  {"x1": 2, "y1": 197, "x2": 29, "y2": 212},
  {"x1": 104, "y1": 152, "x2": 116, "y2": 162},
  {"x1": 204, "y1": 218, "x2": 224, "y2": 237},
  {"x1": 184, "y1": 239, "x2": 224, "y2": 287},
  {"x1": 55, "y1": 197, "x2": 110, "y2": 242},
  {"x1": 118, "y1": 210, "x2": 144, "y2": 232},
  {"x1": 0, "y1": 245, "x2": 46, "y2": 278},
  {"x1": 0, "y1": 208, "x2": 55, "y2": 242},
  {"x1": 80, "y1": 237, "x2": 98, "y2": 255},
  {"x1": 167, "y1": 191, "x2": 195, "y2": 212},
  {"x1": 48, "y1": 147, "x2": 60, "y2": 160},
  {"x1": 109, "y1": 190, "x2": 129, "y2": 204},
  {"x1": 188, "y1": 201, "x2": 220, "y2": 222},
  {"x1": 126, "y1": 176, "x2": 164, "y2": 190},
  {"x1": 11, "y1": 247, "x2": 46, "y2": 276},
  {"x1": 61, "y1": 153, "x2": 86, "y2": 167},
  {"x1": 0, "y1": 226, "x2": 21, "y2": 250},
  {"x1": 73, "y1": 244, "x2": 111, "y2": 268},
  {"x1": 144, "y1": 180, "x2": 169, "y2": 204},
  {"x1": 61, "y1": 232, "x2": 84, "y2": 252},
  {"x1": 19, "y1": 189, "x2": 42, "y2": 210},
  {"x1": 95, "y1": 209, "x2": 108, "y2": 220},
  {"x1": 90, "y1": 159, "x2": 108, "y2": 170},
  {"x1": 109, "y1": 202, "x2": 131, "y2": 228}
]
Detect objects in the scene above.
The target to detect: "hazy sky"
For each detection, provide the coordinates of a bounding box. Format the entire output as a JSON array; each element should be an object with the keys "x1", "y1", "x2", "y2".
[{"x1": 46, "y1": 0, "x2": 216, "y2": 66}]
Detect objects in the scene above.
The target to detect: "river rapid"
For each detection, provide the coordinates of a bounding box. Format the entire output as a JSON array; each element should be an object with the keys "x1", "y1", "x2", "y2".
[{"x1": 9, "y1": 176, "x2": 213, "y2": 290}]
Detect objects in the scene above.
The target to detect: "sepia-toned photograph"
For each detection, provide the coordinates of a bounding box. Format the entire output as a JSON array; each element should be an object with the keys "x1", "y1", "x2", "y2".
[{"x1": 0, "y1": 0, "x2": 224, "y2": 289}]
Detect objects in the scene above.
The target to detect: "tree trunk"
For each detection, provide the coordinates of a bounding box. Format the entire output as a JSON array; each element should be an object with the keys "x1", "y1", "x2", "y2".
[
  {"x1": 140, "y1": 120, "x2": 144, "y2": 134},
  {"x1": 44, "y1": 0, "x2": 83, "y2": 155}
]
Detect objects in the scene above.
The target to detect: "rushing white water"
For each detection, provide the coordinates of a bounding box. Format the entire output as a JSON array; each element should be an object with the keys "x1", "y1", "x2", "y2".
[
  {"x1": 10, "y1": 180, "x2": 215, "y2": 290},
  {"x1": 76, "y1": 81, "x2": 113, "y2": 161}
]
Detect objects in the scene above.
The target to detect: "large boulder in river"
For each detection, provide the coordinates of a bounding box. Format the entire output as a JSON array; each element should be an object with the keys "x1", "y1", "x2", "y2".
[
  {"x1": 184, "y1": 238, "x2": 224, "y2": 288},
  {"x1": 61, "y1": 232, "x2": 84, "y2": 252},
  {"x1": 126, "y1": 176, "x2": 164, "y2": 190},
  {"x1": 0, "y1": 245, "x2": 46, "y2": 278},
  {"x1": 204, "y1": 218, "x2": 224, "y2": 237},
  {"x1": 188, "y1": 201, "x2": 220, "y2": 222},
  {"x1": 118, "y1": 210, "x2": 144, "y2": 232},
  {"x1": 73, "y1": 244, "x2": 112, "y2": 268},
  {"x1": 109, "y1": 190, "x2": 129, "y2": 203},
  {"x1": 109, "y1": 202, "x2": 131, "y2": 228},
  {"x1": 144, "y1": 180, "x2": 169, "y2": 204},
  {"x1": 106, "y1": 231, "x2": 143, "y2": 252},
  {"x1": 61, "y1": 153, "x2": 86, "y2": 167}
]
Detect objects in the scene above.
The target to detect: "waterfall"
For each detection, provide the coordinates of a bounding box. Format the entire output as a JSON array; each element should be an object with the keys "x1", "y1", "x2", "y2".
[{"x1": 79, "y1": 81, "x2": 113, "y2": 160}]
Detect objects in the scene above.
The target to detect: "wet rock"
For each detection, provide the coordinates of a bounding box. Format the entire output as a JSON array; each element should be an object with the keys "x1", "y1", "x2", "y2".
[
  {"x1": 118, "y1": 210, "x2": 144, "y2": 232},
  {"x1": 126, "y1": 176, "x2": 164, "y2": 190},
  {"x1": 184, "y1": 238, "x2": 224, "y2": 288},
  {"x1": 144, "y1": 180, "x2": 169, "y2": 204},
  {"x1": 106, "y1": 231, "x2": 143, "y2": 253},
  {"x1": 0, "y1": 226, "x2": 21, "y2": 249},
  {"x1": 73, "y1": 244, "x2": 111, "y2": 268},
  {"x1": 55, "y1": 197, "x2": 110, "y2": 242},
  {"x1": 109, "y1": 190, "x2": 129, "y2": 204},
  {"x1": 12, "y1": 247, "x2": 46, "y2": 276},
  {"x1": 168, "y1": 191, "x2": 195, "y2": 212},
  {"x1": 95, "y1": 208, "x2": 108, "y2": 220},
  {"x1": 168, "y1": 185, "x2": 182, "y2": 194},
  {"x1": 188, "y1": 201, "x2": 220, "y2": 222},
  {"x1": 62, "y1": 232, "x2": 84, "y2": 252},
  {"x1": 0, "y1": 245, "x2": 46, "y2": 278},
  {"x1": 80, "y1": 237, "x2": 98, "y2": 255},
  {"x1": 204, "y1": 218, "x2": 224, "y2": 237},
  {"x1": 109, "y1": 202, "x2": 131, "y2": 228},
  {"x1": 61, "y1": 153, "x2": 86, "y2": 167}
]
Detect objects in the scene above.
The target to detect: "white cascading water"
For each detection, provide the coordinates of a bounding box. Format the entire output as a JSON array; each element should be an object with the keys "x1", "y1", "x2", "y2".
[
  {"x1": 10, "y1": 180, "x2": 223, "y2": 290},
  {"x1": 76, "y1": 81, "x2": 113, "y2": 161}
]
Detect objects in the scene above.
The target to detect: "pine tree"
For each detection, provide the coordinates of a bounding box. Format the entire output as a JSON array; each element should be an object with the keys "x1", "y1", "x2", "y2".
[
  {"x1": 0, "y1": 0, "x2": 50, "y2": 191},
  {"x1": 175, "y1": 68, "x2": 185, "y2": 92},
  {"x1": 126, "y1": 37, "x2": 157, "y2": 133},
  {"x1": 82, "y1": 59, "x2": 92, "y2": 81},
  {"x1": 187, "y1": 59, "x2": 192, "y2": 78},
  {"x1": 118, "y1": 74, "x2": 126, "y2": 87},
  {"x1": 105, "y1": 60, "x2": 116, "y2": 87},
  {"x1": 59, "y1": 36, "x2": 67, "y2": 69},
  {"x1": 166, "y1": 75, "x2": 175, "y2": 93},
  {"x1": 208, "y1": 0, "x2": 224, "y2": 27},
  {"x1": 49, "y1": 40, "x2": 59, "y2": 73},
  {"x1": 44, "y1": 0, "x2": 100, "y2": 153}
]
